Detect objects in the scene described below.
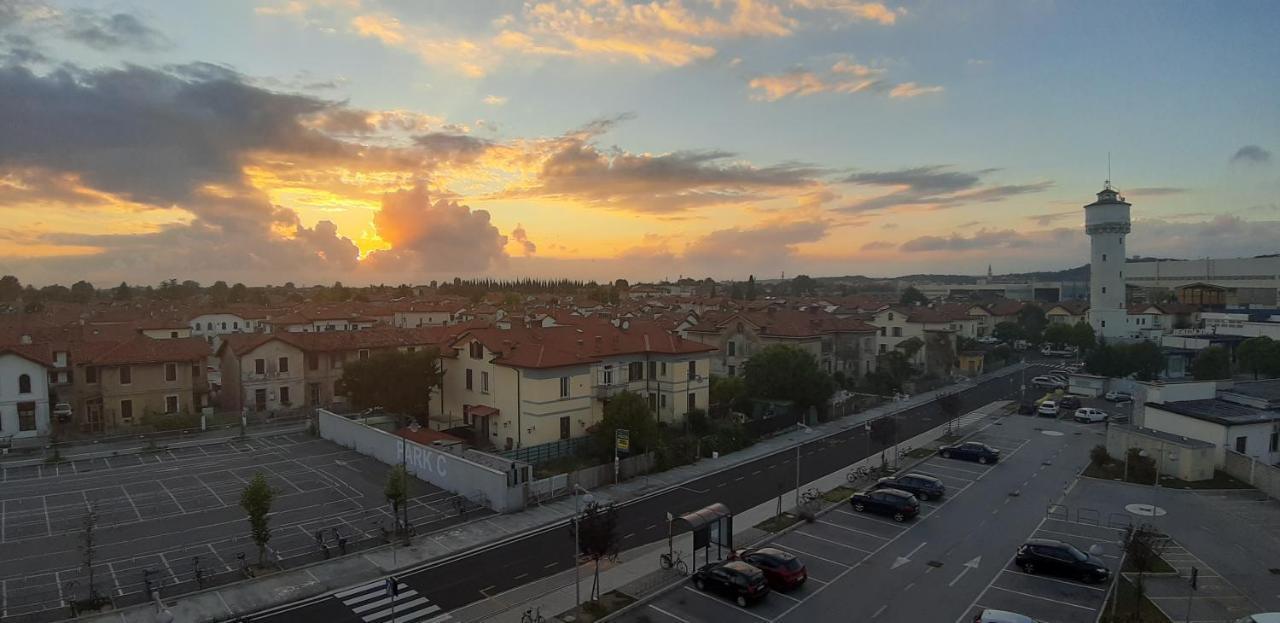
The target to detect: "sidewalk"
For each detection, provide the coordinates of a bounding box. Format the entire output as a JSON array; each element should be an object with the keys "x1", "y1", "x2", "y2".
[
  {"x1": 74, "y1": 364, "x2": 1026, "y2": 623},
  {"x1": 449, "y1": 399, "x2": 1014, "y2": 623}
]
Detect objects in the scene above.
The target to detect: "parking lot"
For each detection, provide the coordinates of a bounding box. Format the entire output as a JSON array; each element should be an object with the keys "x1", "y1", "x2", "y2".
[
  {"x1": 0, "y1": 433, "x2": 487, "y2": 621},
  {"x1": 625, "y1": 410, "x2": 1110, "y2": 623}
]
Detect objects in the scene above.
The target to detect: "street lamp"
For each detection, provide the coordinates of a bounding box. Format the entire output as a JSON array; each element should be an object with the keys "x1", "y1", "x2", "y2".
[{"x1": 573, "y1": 484, "x2": 595, "y2": 608}]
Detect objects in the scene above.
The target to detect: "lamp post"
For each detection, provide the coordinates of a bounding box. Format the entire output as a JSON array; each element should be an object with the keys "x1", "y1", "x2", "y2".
[{"x1": 573, "y1": 484, "x2": 595, "y2": 609}]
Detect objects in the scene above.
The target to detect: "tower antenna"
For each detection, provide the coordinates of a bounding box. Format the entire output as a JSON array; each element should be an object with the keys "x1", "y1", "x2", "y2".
[{"x1": 1107, "y1": 152, "x2": 1111, "y2": 184}]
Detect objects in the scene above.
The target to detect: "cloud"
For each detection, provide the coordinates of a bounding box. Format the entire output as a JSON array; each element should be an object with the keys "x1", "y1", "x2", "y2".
[
  {"x1": 365, "y1": 185, "x2": 509, "y2": 273},
  {"x1": 1, "y1": 1, "x2": 167, "y2": 51},
  {"x1": 510, "y1": 118, "x2": 822, "y2": 213},
  {"x1": 1230, "y1": 145, "x2": 1272, "y2": 165},
  {"x1": 510, "y1": 223, "x2": 537, "y2": 256},
  {"x1": 861, "y1": 240, "x2": 894, "y2": 250},
  {"x1": 899, "y1": 228, "x2": 1032, "y2": 252},
  {"x1": 747, "y1": 58, "x2": 939, "y2": 102},
  {"x1": 838, "y1": 165, "x2": 1052, "y2": 212},
  {"x1": 1026, "y1": 210, "x2": 1077, "y2": 226},
  {"x1": 790, "y1": 1, "x2": 902, "y2": 25},
  {"x1": 483, "y1": 95, "x2": 508, "y2": 106},
  {"x1": 683, "y1": 216, "x2": 830, "y2": 270},
  {"x1": 889, "y1": 82, "x2": 944, "y2": 98},
  {"x1": 1126, "y1": 187, "x2": 1189, "y2": 196}
]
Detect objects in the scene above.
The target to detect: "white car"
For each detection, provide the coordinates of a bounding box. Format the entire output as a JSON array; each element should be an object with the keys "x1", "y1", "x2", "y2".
[
  {"x1": 1074, "y1": 407, "x2": 1108, "y2": 423},
  {"x1": 976, "y1": 336, "x2": 1001, "y2": 344},
  {"x1": 1037, "y1": 400, "x2": 1059, "y2": 416},
  {"x1": 52, "y1": 402, "x2": 73, "y2": 422},
  {"x1": 976, "y1": 609, "x2": 1038, "y2": 623},
  {"x1": 1030, "y1": 376, "x2": 1062, "y2": 389},
  {"x1": 1104, "y1": 391, "x2": 1133, "y2": 402}
]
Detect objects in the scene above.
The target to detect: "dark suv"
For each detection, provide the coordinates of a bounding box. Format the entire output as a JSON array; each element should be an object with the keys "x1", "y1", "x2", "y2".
[
  {"x1": 691, "y1": 560, "x2": 770, "y2": 607},
  {"x1": 872, "y1": 473, "x2": 946, "y2": 501},
  {"x1": 1015, "y1": 538, "x2": 1110, "y2": 584},
  {"x1": 735, "y1": 547, "x2": 807, "y2": 590},
  {"x1": 1058, "y1": 395, "x2": 1081, "y2": 410},
  {"x1": 938, "y1": 441, "x2": 1001, "y2": 464},
  {"x1": 849, "y1": 488, "x2": 920, "y2": 522}
]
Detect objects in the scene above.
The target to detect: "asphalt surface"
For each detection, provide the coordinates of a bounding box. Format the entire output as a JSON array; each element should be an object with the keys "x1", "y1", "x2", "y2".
[
  {"x1": 625, "y1": 395, "x2": 1114, "y2": 623},
  {"x1": 249, "y1": 363, "x2": 1048, "y2": 623},
  {"x1": 0, "y1": 433, "x2": 481, "y2": 623}
]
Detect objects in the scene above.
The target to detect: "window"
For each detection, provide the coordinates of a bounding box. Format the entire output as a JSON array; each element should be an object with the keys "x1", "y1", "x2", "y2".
[
  {"x1": 629, "y1": 361, "x2": 644, "y2": 381},
  {"x1": 307, "y1": 353, "x2": 319, "y2": 370},
  {"x1": 727, "y1": 342, "x2": 736, "y2": 356},
  {"x1": 170, "y1": 331, "x2": 179, "y2": 338},
  {"x1": 559, "y1": 377, "x2": 570, "y2": 398},
  {"x1": 469, "y1": 342, "x2": 484, "y2": 359},
  {"x1": 648, "y1": 392, "x2": 657, "y2": 411},
  {"x1": 727, "y1": 365, "x2": 736, "y2": 377},
  {"x1": 602, "y1": 366, "x2": 614, "y2": 385},
  {"x1": 1101, "y1": 320, "x2": 1106, "y2": 328},
  {"x1": 1271, "y1": 432, "x2": 1278, "y2": 453},
  {"x1": 481, "y1": 371, "x2": 490, "y2": 393},
  {"x1": 1236, "y1": 436, "x2": 1247, "y2": 453},
  {"x1": 406, "y1": 346, "x2": 417, "y2": 353},
  {"x1": 1102, "y1": 253, "x2": 1107, "y2": 261},
  {"x1": 660, "y1": 394, "x2": 667, "y2": 408},
  {"x1": 86, "y1": 366, "x2": 98, "y2": 383},
  {"x1": 18, "y1": 374, "x2": 31, "y2": 394},
  {"x1": 165, "y1": 363, "x2": 177, "y2": 382},
  {"x1": 254, "y1": 389, "x2": 267, "y2": 410},
  {"x1": 660, "y1": 362, "x2": 667, "y2": 376},
  {"x1": 358, "y1": 349, "x2": 370, "y2": 361},
  {"x1": 18, "y1": 402, "x2": 35, "y2": 431},
  {"x1": 120, "y1": 399, "x2": 133, "y2": 422},
  {"x1": 254, "y1": 358, "x2": 265, "y2": 374},
  {"x1": 879, "y1": 327, "x2": 886, "y2": 336},
  {"x1": 1101, "y1": 286, "x2": 1107, "y2": 294},
  {"x1": 559, "y1": 416, "x2": 570, "y2": 440},
  {"x1": 278, "y1": 357, "x2": 289, "y2": 373},
  {"x1": 892, "y1": 327, "x2": 902, "y2": 338},
  {"x1": 195, "y1": 322, "x2": 202, "y2": 331},
  {"x1": 330, "y1": 353, "x2": 343, "y2": 369},
  {"x1": 879, "y1": 343, "x2": 887, "y2": 354},
  {"x1": 465, "y1": 369, "x2": 474, "y2": 390},
  {"x1": 119, "y1": 366, "x2": 131, "y2": 385},
  {"x1": 888, "y1": 313, "x2": 894, "y2": 321},
  {"x1": 192, "y1": 364, "x2": 200, "y2": 378},
  {"x1": 165, "y1": 395, "x2": 179, "y2": 414},
  {"x1": 687, "y1": 361, "x2": 696, "y2": 381},
  {"x1": 648, "y1": 361, "x2": 656, "y2": 379},
  {"x1": 687, "y1": 392, "x2": 696, "y2": 412},
  {"x1": 279, "y1": 386, "x2": 290, "y2": 405},
  {"x1": 233, "y1": 321, "x2": 239, "y2": 330}
]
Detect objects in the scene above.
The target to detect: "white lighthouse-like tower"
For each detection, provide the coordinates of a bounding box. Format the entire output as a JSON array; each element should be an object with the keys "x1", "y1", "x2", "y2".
[{"x1": 1084, "y1": 181, "x2": 1131, "y2": 339}]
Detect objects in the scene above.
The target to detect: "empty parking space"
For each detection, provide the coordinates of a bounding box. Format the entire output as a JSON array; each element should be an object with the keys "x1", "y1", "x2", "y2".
[{"x1": 0, "y1": 434, "x2": 489, "y2": 619}]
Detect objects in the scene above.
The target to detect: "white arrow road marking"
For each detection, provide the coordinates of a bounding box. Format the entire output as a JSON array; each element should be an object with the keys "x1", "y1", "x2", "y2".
[
  {"x1": 948, "y1": 556, "x2": 982, "y2": 587},
  {"x1": 892, "y1": 542, "x2": 927, "y2": 569}
]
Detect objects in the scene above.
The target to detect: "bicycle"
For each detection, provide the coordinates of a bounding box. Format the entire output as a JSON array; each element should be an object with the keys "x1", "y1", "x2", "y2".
[
  {"x1": 800, "y1": 487, "x2": 822, "y2": 505},
  {"x1": 659, "y1": 550, "x2": 688, "y2": 575},
  {"x1": 846, "y1": 465, "x2": 871, "y2": 483},
  {"x1": 521, "y1": 606, "x2": 546, "y2": 623},
  {"x1": 896, "y1": 445, "x2": 913, "y2": 462}
]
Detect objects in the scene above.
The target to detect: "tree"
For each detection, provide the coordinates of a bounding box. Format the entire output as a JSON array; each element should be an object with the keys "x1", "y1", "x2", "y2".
[
  {"x1": 709, "y1": 374, "x2": 748, "y2": 416},
  {"x1": 1127, "y1": 341, "x2": 1166, "y2": 381},
  {"x1": 899, "y1": 286, "x2": 928, "y2": 307},
  {"x1": 790, "y1": 274, "x2": 817, "y2": 297},
  {"x1": 1237, "y1": 336, "x2": 1279, "y2": 380},
  {"x1": 70, "y1": 280, "x2": 95, "y2": 304},
  {"x1": 1067, "y1": 321, "x2": 1096, "y2": 354},
  {"x1": 1042, "y1": 323, "x2": 1073, "y2": 347},
  {"x1": 992, "y1": 321, "x2": 1024, "y2": 344},
  {"x1": 113, "y1": 281, "x2": 131, "y2": 301},
  {"x1": 1191, "y1": 346, "x2": 1231, "y2": 380},
  {"x1": 229, "y1": 282, "x2": 248, "y2": 303},
  {"x1": 385, "y1": 464, "x2": 409, "y2": 537},
  {"x1": 743, "y1": 345, "x2": 835, "y2": 415},
  {"x1": 729, "y1": 282, "x2": 745, "y2": 300},
  {"x1": 77, "y1": 502, "x2": 106, "y2": 608},
  {"x1": 1086, "y1": 343, "x2": 1128, "y2": 378},
  {"x1": 869, "y1": 416, "x2": 897, "y2": 469},
  {"x1": 342, "y1": 350, "x2": 443, "y2": 417},
  {"x1": 208, "y1": 280, "x2": 230, "y2": 304},
  {"x1": 593, "y1": 390, "x2": 658, "y2": 459},
  {"x1": 0, "y1": 275, "x2": 20, "y2": 302},
  {"x1": 1016, "y1": 305, "x2": 1048, "y2": 344},
  {"x1": 239, "y1": 472, "x2": 275, "y2": 566},
  {"x1": 745, "y1": 275, "x2": 757, "y2": 300},
  {"x1": 939, "y1": 392, "x2": 963, "y2": 437},
  {"x1": 575, "y1": 501, "x2": 621, "y2": 601}
]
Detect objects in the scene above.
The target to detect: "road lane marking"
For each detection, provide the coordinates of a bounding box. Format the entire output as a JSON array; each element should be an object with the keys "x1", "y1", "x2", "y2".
[{"x1": 872, "y1": 604, "x2": 887, "y2": 618}]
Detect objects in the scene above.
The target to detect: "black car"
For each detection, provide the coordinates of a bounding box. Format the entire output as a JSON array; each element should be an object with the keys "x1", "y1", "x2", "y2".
[
  {"x1": 938, "y1": 441, "x2": 1001, "y2": 464},
  {"x1": 1058, "y1": 395, "x2": 1081, "y2": 410},
  {"x1": 691, "y1": 560, "x2": 770, "y2": 607},
  {"x1": 872, "y1": 472, "x2": 946, "y2": 501},
  {"x1": 1015, "y1": 538, "x2": 1110, "y2": 584},
  {"x1": 734, "y1": 547, "x2": 807, "y2": 590},
  {"x1": 849, "y1": 488, "x2": 920, "y2": 522}
]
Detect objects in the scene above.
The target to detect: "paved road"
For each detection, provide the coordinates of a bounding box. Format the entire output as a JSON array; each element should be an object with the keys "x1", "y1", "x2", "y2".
[
  {"x1": 250, "y1": 365, "x2": 1046, "y2": 623},
  {"x1": 625, "y1": 404, "x2": 1111, "y2": 623}
]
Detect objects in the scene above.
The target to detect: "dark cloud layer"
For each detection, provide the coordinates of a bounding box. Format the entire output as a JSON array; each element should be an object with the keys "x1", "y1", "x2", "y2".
[
  {"x1": 839, "y1": 165, "x2": 1051, "y2": 213},
  {"x1": 1231, "y1": 145, "x2": 1272, "y2": 165},
  {"x1": 899, "y1": 228, "x2": 1032, "y2": 252}
]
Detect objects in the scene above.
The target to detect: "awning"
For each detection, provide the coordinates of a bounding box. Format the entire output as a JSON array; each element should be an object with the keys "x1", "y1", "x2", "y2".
[
  {"x1": 674, "y1": 503, "x2": 731, "y2": 532},
  {"x1": 466, "y1": 404, "x2": 500, "y2": 418}
]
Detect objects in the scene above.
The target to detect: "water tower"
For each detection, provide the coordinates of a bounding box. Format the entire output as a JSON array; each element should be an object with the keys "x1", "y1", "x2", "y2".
[{"x1": 1084, "y1": 181, "x2": 1130, "y2": 339}]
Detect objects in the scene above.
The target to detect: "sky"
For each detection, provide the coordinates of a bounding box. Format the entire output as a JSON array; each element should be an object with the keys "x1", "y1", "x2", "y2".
[{"x1": 0, "y1": 0, "x2": 1277, "y2": 287}]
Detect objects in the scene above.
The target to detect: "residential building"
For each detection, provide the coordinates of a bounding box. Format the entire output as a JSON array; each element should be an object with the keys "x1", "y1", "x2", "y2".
[
  {"x1": 189, "y1": 310, "x2": 266, "y2": 344},
  {"x1": 0, "y1": 345, "x2": 53, "y2": 442},
  {"x1": 73, "y1": 336, "x2": 210, "y2": 431},
  {"x1": 1045, "y1": 301, "x2": 1089, "y2": 326},
  {"x1": 685, "y1": 308, "x2": 877, "y2": 380},
  {"x1": 1139, "y1": 379, "x2": 1280, "y2": 467},
  {"x1": 217, "y1": 335, "x2": 305, "y2": 413}
]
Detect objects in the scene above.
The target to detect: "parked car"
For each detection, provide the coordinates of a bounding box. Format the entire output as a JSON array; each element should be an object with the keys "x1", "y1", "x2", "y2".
[
  {"x1": 1074, "y1": 407, "x2": 1108, "y2": 423},
  {"x1": 1064, "y1": 362, "x2": 1085, "y2": 373},
  {"x1": 1058, "y1": 395, "x2": 1081, "y2": 410},
  {"x1": 1017, "y1": 402, "x2": 1036, "y2": 415},
  {"x1": 849, "y1": 488, "x2": 920, "y2": 522},
  {"x1": 1030, "y1": 376, "x2": 1060, "y2": 389},
  {"x1": 734, "y1": 547, "x2": 806, "y2": 590},
  {"x1": 976, "y1": 336, "x2": 1002, "y2": 345},
  {"x1": 872, "y1": 472, "x2": 946, "y2": 501},
  {"x1": 974, "y1": 610, "x2": 1038, "y2": 623},
  {"x1": 1104, "y1": 391, "x2": 1133, "y2": 402},
  {"x1": 1015, "y1": 538, "x2": 1110, "y2": 584},
  {"x1": 1045, "y1": 374, "x2": 1069, "y2": 386},
  {"x1": 1037, "y1": 400, "x2": 1059, "y2": 417},
  {"x1": 691, "y1": 560, "x2": 770, "y2": 607},
  {"x1": 52, "y1": 402, "x2": 73, "y2": 423},
  {"x1": 938, "y1": 441, "x2": 1001, "y2": 464},
  {"x1": 1235, "y1": 615, "x2": 1280, "y2": 623}
]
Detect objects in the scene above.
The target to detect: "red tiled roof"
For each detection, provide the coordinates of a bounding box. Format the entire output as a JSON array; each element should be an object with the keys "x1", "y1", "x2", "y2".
[
  {"x1": 88, "y1": 336, "x2": 210, "y2": 365},
  {"x1": 0, "y1": 343, "x2": 55, "y2": 366},
  {"x1": 217, "y1": 327, "x2": 464, "y2": 357},
  {"x1": 453, "y1": 321, "x2": 715, "y2": 370}
]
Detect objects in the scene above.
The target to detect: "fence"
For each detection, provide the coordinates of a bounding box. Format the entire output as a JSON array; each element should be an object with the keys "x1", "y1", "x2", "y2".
[
  {"x1": 501, "y1": 436, "x2": 593, "y2": 466},
  {"x1": 527, "y1": 452, "x2": 656, "y2": 504},
  {"x1": 1224, "y1": 450, "x2": 1280, "y2": 500}
]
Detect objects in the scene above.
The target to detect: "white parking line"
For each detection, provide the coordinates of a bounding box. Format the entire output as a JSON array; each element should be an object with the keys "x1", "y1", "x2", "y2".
[
  {"x1": 812, "y1": 517, "x2": 891, "y2": 540},
  {"x1": 649, "y1": 604, "x2": 692, "y2": 623},
  {"x1": 999, "y1": 569, "x2": 1107, "y2": 592},
  {"x1": 817, "y1": 519, "x2": 891, "y2": 541},
  {"x1": 107, "y1": 561, "x2": 124, "y2": 596},
  {"x1": 923, "y1": 462, "x2": 987, "y2": 477},
  {"x1": 793, "y1": 530, "x2": 874, "y2": 553},
  {"x1": 829, "y1": 507, "x2": 912, "y2": 528},
  {"x1": 41, "y1": 496, "x2": 52, "y2": 536},
  {"x1": 157, "y1": 480, "x2": 187, "y2": 514},
  {"x1": 771, "y1": 544, "x2": 853, "y2": 568},
  {"x1": 680, "y1": 587, "x2": 771, "y2": 622},
  {"x1": 987, "y1": 585, "x2": 1096, "y2": 610}
]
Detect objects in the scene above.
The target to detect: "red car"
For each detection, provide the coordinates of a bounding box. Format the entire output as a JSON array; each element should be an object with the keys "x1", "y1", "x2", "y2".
[{"x1": 734, "y1": 547, "x2": 807, "y2": 590}]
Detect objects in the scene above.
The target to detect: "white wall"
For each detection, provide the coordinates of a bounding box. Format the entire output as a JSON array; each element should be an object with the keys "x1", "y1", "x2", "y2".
[
  {"x1": 0, "y1": 354, "x2": 51, "y2": 440},
  {"x1": 318, "y1": 409, "x2": 527, "y2": 512},
  {"x1": 1143, "y1": 406, "x2": 1229, "y2": 465}
]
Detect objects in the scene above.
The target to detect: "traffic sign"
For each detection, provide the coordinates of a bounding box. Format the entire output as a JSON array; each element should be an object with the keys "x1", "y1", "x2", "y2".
[{"x1": 615, "y1": 429, "x2": 630, "y2": 452}]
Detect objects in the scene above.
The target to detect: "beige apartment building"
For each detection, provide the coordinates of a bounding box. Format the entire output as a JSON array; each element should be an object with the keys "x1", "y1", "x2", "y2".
[{"x1": 74, "y1": 336, "x2": 211, "y2": 431}]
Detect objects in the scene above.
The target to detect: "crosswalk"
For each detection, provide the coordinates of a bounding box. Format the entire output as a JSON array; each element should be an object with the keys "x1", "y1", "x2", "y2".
[{"x1": 336, "y1": 579, "x2": 452, "y2": 623}]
